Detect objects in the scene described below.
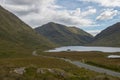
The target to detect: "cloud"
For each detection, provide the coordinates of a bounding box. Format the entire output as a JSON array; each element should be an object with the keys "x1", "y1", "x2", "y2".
[
  {"x1": 78, "y1": 0, "x2": 120, "y2": 7},
  {"x1": 72, "y1": 7, "x2": 96, "y2": 17},
  {"x1": 96, "y1": 9, "x2": 118, "y2": 20},
  {"x1": 87, "y1": 30, "x2": 101, "y2": 36},
  {"x1": 82, "y1": 8, "x2": 96, "y2": 17},
  {"x1": 0, "y1": 0, "x2": 97, "y2": 28}
]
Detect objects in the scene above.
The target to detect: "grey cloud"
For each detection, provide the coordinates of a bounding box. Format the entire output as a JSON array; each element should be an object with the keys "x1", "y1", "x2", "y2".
[
  {"x1": 15, "y1": 10, "x2": 38, "y2": 16},
  {"x1": 6, "y1": 0, "x2": 35, "y2": 5},
  {"x1": 15, "y1": 7, "x2": 39, "y2": 16},
  {"x1": 1, "y1": 0, "x2": 95, "y2": 28}
]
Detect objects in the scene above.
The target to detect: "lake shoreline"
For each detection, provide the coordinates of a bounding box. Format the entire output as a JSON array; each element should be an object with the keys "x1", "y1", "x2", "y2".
[{"x1": 47, "y1": 46, "x2": 120, "y2": 53}]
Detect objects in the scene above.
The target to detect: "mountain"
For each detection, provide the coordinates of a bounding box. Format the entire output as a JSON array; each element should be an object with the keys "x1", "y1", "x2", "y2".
[
  {"x1": 91, "y1": 22, "x2": 120, "y2": 47},
  {"x1": 0, "y1": 6, "x2": 55, "y2": 55},
  {"x1": 35, "y1": 22, "x2": 93, "y2": 46}
]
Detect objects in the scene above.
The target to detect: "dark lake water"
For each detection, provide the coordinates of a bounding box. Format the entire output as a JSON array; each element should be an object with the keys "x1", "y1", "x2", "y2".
[{"x1": 47, "y1": 46, "x2": 120, "y2": 53}]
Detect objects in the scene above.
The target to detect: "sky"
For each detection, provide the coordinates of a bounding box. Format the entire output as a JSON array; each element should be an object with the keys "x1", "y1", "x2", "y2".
[{"x1": 0, "y1": 0, "x2": 120, "y2": 36}]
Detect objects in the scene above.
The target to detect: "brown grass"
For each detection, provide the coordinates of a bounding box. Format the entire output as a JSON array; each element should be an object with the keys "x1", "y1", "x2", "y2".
[{"x1": 40, "y1": 51, "x2": 120, "y2": 72}]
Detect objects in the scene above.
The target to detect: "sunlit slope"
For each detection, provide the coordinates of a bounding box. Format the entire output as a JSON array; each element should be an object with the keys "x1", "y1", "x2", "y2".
[{"x1": 0, "y1": 6, "x2": 55, "y2": 55}]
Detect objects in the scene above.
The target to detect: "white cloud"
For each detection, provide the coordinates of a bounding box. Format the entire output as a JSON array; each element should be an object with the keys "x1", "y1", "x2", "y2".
[
  {"x1": 71, "y1": 8, "x2": 96, "y2": 17},
  {"x1": 87, "y1": 30, "x2": 101, "y2": 36},
  {"x1": 78, "y1": 0, "x2": 120, "y2": 7},
  {"x1": 96, "y1": 9, "x2": 118, "y2": 20},
  {"x1": 82, "y1": 8, "x2": 96, "y2": 17},
  {"x1": 0, "y1": 0, "x2": 97, "y2": 28}
]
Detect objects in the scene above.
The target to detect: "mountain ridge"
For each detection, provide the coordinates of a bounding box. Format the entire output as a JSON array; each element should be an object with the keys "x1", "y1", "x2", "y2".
[
  {"x1": 35, "y1": 22, "x2": 93, "y2": 46},
  {"x1": 0, "y1": 5, "x2": 55, "y2": 55},
  {"x1": 91, "y1": 22, "x2": 120, "y2": 47}
]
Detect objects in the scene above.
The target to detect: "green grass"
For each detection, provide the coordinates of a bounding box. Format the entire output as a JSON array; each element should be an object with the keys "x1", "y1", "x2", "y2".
[
  {"x1": 0, "y1": 50, "x2": 119, "y2": 80},
  {"x1": 39, "y1": 51, "x2": 120, "y2": 73},
  {"x1": 0, "y1": 56, "x2": 100, "y2": 80},
  {"x1": 86, "y1": 61, "x2": 120, "y2": 72}
]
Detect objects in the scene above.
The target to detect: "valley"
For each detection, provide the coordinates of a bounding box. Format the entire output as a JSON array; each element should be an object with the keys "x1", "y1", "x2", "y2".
[{"x1": 0, "y1": 2, "x2": 120, "y2": 80}]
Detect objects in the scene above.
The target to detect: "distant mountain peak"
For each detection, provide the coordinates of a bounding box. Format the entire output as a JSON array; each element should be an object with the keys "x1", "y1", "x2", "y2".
[
  {"x1": 35, "y1": 22, "x2": 93, "y2": 46},
  {"x1": 47, "y1": 22, "x2": 56, "y2": 24}
]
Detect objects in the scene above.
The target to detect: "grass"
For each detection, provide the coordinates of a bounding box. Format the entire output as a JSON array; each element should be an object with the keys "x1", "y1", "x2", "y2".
[
  {"x1": 86, "y1": 61, "x2": 120, "y2": 72},
  {"x1": 0, "y1": 47, "x2": 119, "y2": 80},
  {"x1": 0, "y1": 55, "x2": 101, "y2": 80},
  {"x1": 39, "y1": 51, "x2": 120, "y2": 72},
  {"x1": 0, "y1": 50, "x2": 119, "y2": 80}
]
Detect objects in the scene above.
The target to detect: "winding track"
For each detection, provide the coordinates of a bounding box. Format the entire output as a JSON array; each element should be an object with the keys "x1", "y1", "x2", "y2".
[
  {"x1": 63, "y1": 59, "x2": 120, "y2": 78},
  {"x1": 32, "y1": 51, "x2": 120, "y2": 78}
]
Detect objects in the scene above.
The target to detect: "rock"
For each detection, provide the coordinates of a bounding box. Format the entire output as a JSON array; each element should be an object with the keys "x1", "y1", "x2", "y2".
[{"x1": 14, "y1": 67, "x2": 26, "y2": 75}]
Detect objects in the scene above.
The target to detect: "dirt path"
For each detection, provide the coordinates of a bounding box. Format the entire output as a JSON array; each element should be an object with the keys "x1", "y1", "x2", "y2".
[{"x1": 32, "y1": 51, "x2": 120, "y2": 78}]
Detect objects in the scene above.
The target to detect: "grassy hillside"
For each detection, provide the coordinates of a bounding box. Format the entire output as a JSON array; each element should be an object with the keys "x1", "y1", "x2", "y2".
[
  {"x1": 91, "y1": 22, "x2": 120, "y2": 47},
  {"x1": 0, "y1": 6, "x2": 55, "y2": 55},
  {"x1": 67, "y1": 27, "x2": 93, "y2": 43},
  {"x1": 1, "y1": 56, "x2": 117, "y2": 80},
  {"x1": 35, "y1": 22, "x2": 93, "y2": 46}
]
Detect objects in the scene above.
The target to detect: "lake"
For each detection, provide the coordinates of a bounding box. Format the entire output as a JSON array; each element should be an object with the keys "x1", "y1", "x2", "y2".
[{"x1": 47, "y1": 46, "x2": 120, "y2": 53}]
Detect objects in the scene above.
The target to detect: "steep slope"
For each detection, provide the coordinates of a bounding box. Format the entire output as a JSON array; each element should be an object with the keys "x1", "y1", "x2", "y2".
[
  {"x1": 91, "y1": 22, "x2": 120, "y2": 47},
  {"x1": 35, "y1": 22, "x2": 93, "y2": 46},
  {"x1": 67, "y1": 27, "x2": 93, "y2": 43},
  {"x1": 0, "y1": 6, "x2": 55, "y2": 55}
]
